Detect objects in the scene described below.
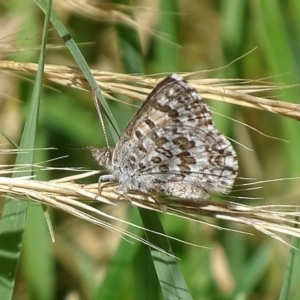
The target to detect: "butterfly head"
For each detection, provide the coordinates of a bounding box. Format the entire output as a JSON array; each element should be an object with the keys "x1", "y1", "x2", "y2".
[{"x1": 89, "y1": 147, "x2": 113, "y2": 169}]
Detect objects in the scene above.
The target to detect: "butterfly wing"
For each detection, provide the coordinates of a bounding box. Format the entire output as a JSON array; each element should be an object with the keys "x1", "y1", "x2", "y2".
[
  {"x1": 112, "y1": 74, "x2": 238, "y2": 199},
  {"x1": 122, "y1": 74, "x2": 215, "y2": 140}
]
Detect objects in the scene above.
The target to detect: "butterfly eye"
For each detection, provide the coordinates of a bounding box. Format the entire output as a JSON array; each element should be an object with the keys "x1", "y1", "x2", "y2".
[
  {"x1": 105, "y1": 151, "x2": 111, "y2": 159},
  {"x1": 98, "y1": 149, "x2": 112, "y2": 165}
]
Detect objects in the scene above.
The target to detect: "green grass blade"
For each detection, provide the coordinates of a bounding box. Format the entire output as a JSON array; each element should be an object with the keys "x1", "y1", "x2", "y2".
[
  {"x1": 279, "y1": 237, "x2": 299, "y2": 300},
  {"x1": 94, "y1": 210, "x2": 141, "y2": 300},
  {"x1": 256, "y1": 1, "x2": 298, "y2": 76},
  {"x1": 133, "y1": 241, "x2": 161, "y2": 300},
  {"x1": 22, "y1": 206, "x2": 55, "y2": 300},
  {"x1": 113, "y1": 11, "x2": 144, "y2": 73},
  {"x1": 0, "y1": 0, "x2": 52, "y2": 298},
  {"x1": 22, "y1": 132, "x2": 55, "y2": 300},
  {"x1": 155, "y1": 0, "x2": 179, "y2": 72},
  {"x1": 254, "y1": 4, "x2": 300, "y2": 296},
  {"x1": 139, "y1": 209, "x2": 192, "y2": 300},
  {"x1": 34, "y1": 0, "x2": 120, "y2": 138},
  {"x1": 220, "y1": 0, "x2": 246, "y2": 52},
  {"x1": 255, "y1": 1, "x2": 300, "y2": 178},
  {"x1": 230, "y1": 243, "x2": 272, "y2": 299}
]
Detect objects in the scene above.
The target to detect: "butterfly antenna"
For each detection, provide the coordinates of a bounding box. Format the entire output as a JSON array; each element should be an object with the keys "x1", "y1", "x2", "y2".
[{"x1": 92, "y1": 88, "x2": 110, "y2": 148}]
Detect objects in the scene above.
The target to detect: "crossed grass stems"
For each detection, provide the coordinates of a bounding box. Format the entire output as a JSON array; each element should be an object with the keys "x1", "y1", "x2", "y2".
[{"x1": 1, "y1": 61, "x2": 300, "y2": 249}]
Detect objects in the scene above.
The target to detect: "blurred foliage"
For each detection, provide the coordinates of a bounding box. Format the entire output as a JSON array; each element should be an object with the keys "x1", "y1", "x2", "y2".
[{"x1": 1, "y1": 0, "x2": 300, "y2": 299}]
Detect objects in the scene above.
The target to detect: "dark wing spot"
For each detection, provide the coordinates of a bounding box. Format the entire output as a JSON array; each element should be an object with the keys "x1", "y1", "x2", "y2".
[
  {"x1": 135, "y1": 130, "x2": 142, "y2": 139},
  {"x1": 137, "y1": 144, "x2": 147, "y2": 153},
  {"x1": 178, "y1": 164, "x2": 191, "y2": 172},
  {"x1": 138, "y1": 162, "x2": 147, "y2": 170},
  {"x1": 156, "y1": 147, "x2": 173, "y2": 158},
  {"x1": 173, "y1": 137, "x2": 188, "y2": 145},
  {"x1": 150, "y1": 131, "x2": 159, "y2": 140},
  {"x1": 176, "y1": 151, "x2": 196, "y2": 164},
  {"x1": 151, "y1": 156, "x2": 162, "y2": 164},
  {"x1": 153, "y1": 102, "x2": 162, "y2": 110},
  {"x1": 181, "y1": 156, "x2": 196, "y2": 165},
  {"x1": 128, "y1": 155, "x2": 136, "y2": 164},
  {"x1": 180, "y1": 140, "x2": 195, "y2": 150},
  {"x1": 172, "y1": 174, "x2": 185, "y2": 181},
  {"x1": 153, "y1": 102, "x2": 171, "y2": 113},
  {"x1": 145, "y1": 118, "x2": 155, "y2": 129},
  {"x1": 168, "y1": 109, "x2": 179, "y2": 118},
  {"x1": 176, "y1": 151, "x2": 190, "y2": 158},
  {"x1": 172, "y1": 127, "x2": 178, "y2": 134},
  {"x1": 213, "y1": 155, "x2": 226, "y2": 166},
  {"x1": 160, "y1": 105, "x2": 171, "y2": 113},
  {"x1": 159, "y1": 164, "x2": 169, "y2": 172},
  {"x1": 177, "y1": 95, "x2": 185, "y2": 103},
  {"x1": 154, "y1": 178, "x2": 162, "y2": 184},
  {"x1": 214, "y1": 153, "x2": 226, "y2": 162},
  {"x1": 155, "y1": 137, "x2": 169, "y2": 147}
]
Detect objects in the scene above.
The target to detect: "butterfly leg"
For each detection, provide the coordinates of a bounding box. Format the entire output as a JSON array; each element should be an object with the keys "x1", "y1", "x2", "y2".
[
  {"x1": 97, "y1": 174, "x2": 115, "y2": 195},
  {"x1": 112, "y1": 185, "x2": 134, "y2": 203}
]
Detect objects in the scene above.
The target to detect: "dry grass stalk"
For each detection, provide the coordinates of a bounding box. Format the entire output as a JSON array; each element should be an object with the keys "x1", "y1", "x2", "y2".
[
  {"x1": 1, "y1": 60, "x2": 300, "y2": 120},
  {"x1": 1, "y1": 164, "x2": 300, "y2": 246},
  {"x1": 53, "y1": 0, "x2": 145, "y2": 26}
]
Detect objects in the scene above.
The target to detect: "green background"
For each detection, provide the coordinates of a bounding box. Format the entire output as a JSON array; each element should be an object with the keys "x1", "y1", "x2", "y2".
[{"x1": 1, "y1": 0, "x2": 300, "y2": 299}]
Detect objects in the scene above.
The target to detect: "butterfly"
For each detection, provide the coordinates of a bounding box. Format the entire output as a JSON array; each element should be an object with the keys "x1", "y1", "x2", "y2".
[{"x1": 90, "y1": 74, "x2": 238, "y2": 201}]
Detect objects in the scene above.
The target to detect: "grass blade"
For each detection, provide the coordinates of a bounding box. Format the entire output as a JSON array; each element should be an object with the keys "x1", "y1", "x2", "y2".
[
  {"x1": 140, "y1": 209, "x2": 193, "y2": 300},
  {"x1": 93, "y1": 209, "x2": 141, "y2": 300},
  {"x1": 34, "y1": 0, "x2": 120, "y2": 138},
  {"x1": 155, "y1": 0, "x2": 179, "y2": 72},
  {"x1": 279, "y1": 237, "x2": 299, "y2": 300},
  {"x1": 230, "y1": 243, "x2": 272, "y2": 299},
  {"x1": 0, "y1": 0, "x2": 52, "y2": 298}
]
